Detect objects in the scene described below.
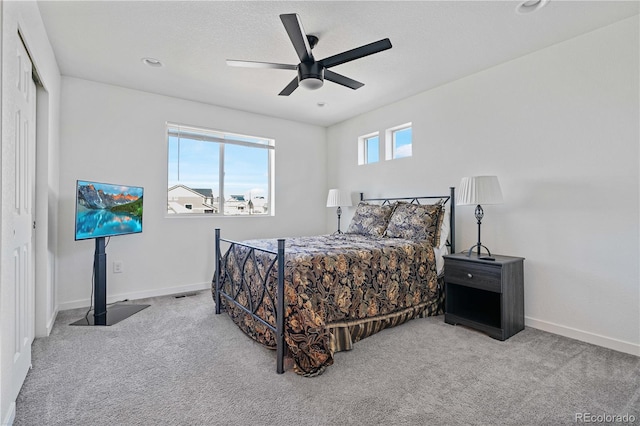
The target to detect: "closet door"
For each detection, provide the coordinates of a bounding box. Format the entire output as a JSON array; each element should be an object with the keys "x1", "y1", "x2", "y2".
[{"x1": 6, "y1": 34, "x2": 37, "y2": 404}]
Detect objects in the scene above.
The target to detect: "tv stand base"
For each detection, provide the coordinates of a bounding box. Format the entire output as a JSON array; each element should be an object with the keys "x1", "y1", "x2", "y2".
[{"x1": 70, "y1": 303, "x2": 149, "y2": 326}]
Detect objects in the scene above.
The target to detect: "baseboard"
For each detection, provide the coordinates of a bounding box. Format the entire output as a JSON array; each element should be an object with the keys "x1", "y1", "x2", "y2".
[
  {"x1": 45, "y1": 306, "x2": 59, "y2": 336},
  {"x1": 58, "y1": 281, "x2": 211, "y2": 311},
  {"x1": 2, "y1": 402, "x2": 16, "y2": 426},
  {"x1": 525, "y1": 316, "x2": 640, "y2": 357}
]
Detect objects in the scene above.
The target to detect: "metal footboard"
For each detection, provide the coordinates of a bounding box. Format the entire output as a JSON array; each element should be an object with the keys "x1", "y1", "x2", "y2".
[{"x1": 214, "y1": 228, "x2": 286, "y2": 373}]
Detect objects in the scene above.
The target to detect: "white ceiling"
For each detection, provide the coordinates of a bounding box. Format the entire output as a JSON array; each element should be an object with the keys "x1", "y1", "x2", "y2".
[{"x1": 37, "y1": 1, "x2": 638, "y2": 127}]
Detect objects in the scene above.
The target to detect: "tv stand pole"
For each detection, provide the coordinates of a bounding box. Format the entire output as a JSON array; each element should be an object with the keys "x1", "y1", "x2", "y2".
[
  {"x1": 94, "y1": 236, "x2": 108, "y2": 325},
  {"x1": 71, "y1": 237, "x2": 149, "y2": 326}
]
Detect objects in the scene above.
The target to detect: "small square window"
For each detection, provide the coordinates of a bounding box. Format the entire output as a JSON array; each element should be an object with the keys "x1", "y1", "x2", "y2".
[
  {"x1": 393, "y1": 127, "x2": 412, "y2": 158},
  {"x1": 366, "y1": 136, "x2": 379, "y2": 163},
  {"x1": 385, "y1": 123, "x2": 412, "y2": 160},
  {"x1": 358, "y1": 132, "x2": 380, "y2": 165}
]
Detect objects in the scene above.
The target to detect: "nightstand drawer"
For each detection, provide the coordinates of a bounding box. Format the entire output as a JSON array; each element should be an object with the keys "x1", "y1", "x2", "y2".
[{"x1": 444, "y1": 260, "x2": 501, "y2": 292}]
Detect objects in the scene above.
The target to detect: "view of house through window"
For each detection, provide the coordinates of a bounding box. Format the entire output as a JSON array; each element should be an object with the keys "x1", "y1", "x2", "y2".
[{"x1": 167, "y1": 123, "x2": 274, "y2": 215}]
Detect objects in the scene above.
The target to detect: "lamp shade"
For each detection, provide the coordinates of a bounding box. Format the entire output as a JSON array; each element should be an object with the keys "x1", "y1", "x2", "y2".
[
  {"x1": 457, "y1": 176, "x2": 503, "y2": 206},
  {"x1": 326, "y1": 189, "x2": 352, "y2": 208}
]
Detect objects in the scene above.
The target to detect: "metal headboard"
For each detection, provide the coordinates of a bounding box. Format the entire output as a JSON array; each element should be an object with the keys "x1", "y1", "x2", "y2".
[{"x1": 359, "y1": 187, "x2": 456, "y2": 253}]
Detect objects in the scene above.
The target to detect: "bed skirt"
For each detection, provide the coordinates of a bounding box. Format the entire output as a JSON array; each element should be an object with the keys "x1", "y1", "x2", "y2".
[{"x1": 327, "y1": 276, "x2": 445, "y2": 353}]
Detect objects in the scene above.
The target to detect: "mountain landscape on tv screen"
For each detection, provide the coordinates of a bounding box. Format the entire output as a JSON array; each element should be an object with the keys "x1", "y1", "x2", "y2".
[
  {"x1": 76, "y1": 182, "x2": 143, "y2": 239},
  {"x1": 78, "y1": 184, "x2": 142, "y2": 211}
]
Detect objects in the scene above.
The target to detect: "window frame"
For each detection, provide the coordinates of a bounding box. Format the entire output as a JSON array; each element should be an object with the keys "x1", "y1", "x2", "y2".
[{"x1": 166, "y1": 122, "x2": 275, "y2": 217}]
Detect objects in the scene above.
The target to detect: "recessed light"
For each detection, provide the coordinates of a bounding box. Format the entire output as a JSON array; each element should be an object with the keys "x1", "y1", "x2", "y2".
[
  {"x1": 141, "y1": 57, "x2": 163, "y2": 67},
  {"x1": 516, "y1": 0, "x2": 550, "y2": 14}
]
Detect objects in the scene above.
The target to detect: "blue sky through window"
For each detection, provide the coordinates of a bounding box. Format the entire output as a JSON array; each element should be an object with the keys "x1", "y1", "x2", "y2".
[
  {"x1": 366, "y1": 136, "x2": 379, "y2": 163},
  {"x1": 168, "y1": 136, "x2": 220, "y2": 192},
  {"x1": 394, "y1": 127, "x2": 412, "y2": 158},
  {"x1": 224, "y1": 144, "x2": 268, "y2": 199},
  {"x1": 168, "y1": 136, "x2": 269, "y2": 200}
]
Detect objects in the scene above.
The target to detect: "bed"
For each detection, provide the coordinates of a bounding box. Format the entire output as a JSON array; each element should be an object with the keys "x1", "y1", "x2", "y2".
[{"x1": 212, "y1": 189, "x2": 455, "y2": 376}]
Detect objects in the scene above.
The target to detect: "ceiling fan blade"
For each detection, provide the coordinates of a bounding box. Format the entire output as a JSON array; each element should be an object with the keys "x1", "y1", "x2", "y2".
[
  {"x1": 278, "y1": 77, "x2": 299, "y2": 96},
  {"x1": 321, "y1": 38, "x2": 392, "y2": 69},
  {"x1": 280, "y1": 13, "x2": 314, "y2": 63},
  {"x1": 324, "y1": 70, "x2": 364, "y2": 90},
  {"x1": 226, "y1": 60, "x2": 297, "y2": 70}
]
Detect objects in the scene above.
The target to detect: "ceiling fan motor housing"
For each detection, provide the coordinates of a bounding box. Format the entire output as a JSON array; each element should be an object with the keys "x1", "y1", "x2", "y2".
[{"x1": 298, "y1": 62, "x2": 324, "y2": 89}]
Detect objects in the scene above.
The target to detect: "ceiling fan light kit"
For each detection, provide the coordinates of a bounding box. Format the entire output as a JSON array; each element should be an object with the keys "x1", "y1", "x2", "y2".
[
  {"x1": 226, "y1": 13, "x2": 392, "y2": 96},
  {"x1": 298, "y1": 62, "x2": 324, "y2": 90}
]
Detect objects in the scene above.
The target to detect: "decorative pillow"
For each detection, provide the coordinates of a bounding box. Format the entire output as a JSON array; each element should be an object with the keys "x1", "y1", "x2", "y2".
[
  {"x1": 384, "y1": 202, "x2": 444, "y2": 245},
  {"x1": 345, "y1": 202, "x2": 395, "y2": 237}
]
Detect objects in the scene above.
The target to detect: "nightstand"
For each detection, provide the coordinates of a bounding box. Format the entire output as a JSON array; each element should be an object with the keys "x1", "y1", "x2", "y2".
[{"x1": 443, "y1": 252, "x2": 524, "y2": 340}]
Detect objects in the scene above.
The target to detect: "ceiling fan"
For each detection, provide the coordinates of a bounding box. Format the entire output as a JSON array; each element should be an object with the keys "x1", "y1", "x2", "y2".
[{"x1": 226, "y1": 13, "x2": 392, "y2": 96}]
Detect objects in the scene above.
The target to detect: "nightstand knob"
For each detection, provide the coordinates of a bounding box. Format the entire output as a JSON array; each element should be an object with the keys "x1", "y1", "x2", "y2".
[{"x1": 467, "y1": 273, "x2": 473, "y2": 279}]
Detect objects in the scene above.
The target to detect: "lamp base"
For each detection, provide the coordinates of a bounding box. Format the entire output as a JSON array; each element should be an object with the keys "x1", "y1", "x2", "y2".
[
  {"x1": 334, "y1": 206, "x2": 343, "y2": 234},
  {"x1": 465, "y1": 243, "x2": 494, "y2": 260},
  {"x1": 466, "y1": 205, "x2": 495, "y2": 260}
]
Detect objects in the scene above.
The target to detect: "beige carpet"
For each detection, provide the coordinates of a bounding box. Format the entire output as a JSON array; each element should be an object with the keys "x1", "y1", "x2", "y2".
[{"x1": 14, "y1": 290, "x2": 640, "y2": 425}]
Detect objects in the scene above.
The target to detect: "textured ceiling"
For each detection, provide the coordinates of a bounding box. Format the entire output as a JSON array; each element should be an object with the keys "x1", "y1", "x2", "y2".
[{"x1": 37, "y1": 1, "x2": 639, "y2": 127}]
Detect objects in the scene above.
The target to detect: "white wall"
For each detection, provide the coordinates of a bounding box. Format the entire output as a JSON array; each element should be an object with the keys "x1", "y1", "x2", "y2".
[
  {"x1": 327, "y1": 17, "x2": 639, "y2": 356},
  {"x1": 1, "y1": 1, "x2": 61, "y2": 423},
  {"x1": 58, "y1": 77, "x2": 327, "y2": 309}
]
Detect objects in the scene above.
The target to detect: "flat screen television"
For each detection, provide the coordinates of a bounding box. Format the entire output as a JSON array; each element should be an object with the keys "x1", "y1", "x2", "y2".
[{"x1": 75, "y1": 180, "x2": 144, "y2": 240}]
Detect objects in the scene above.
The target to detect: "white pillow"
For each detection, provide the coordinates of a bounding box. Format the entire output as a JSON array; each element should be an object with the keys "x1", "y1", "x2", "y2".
[
  {"x1": 438, "y1": 206, "x2": 450, "y2": 249},
  {"x1": 433, "y1": 206, "x2": 451, "y2": 275},
  {"x1": 433, "y1": 246, "x2": 448, "y2": 275}
]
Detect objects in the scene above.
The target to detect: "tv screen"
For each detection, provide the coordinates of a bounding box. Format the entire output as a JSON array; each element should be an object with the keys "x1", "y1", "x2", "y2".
[{"x1": 75, "y1": 180, "x2": 144, "y2": 240}]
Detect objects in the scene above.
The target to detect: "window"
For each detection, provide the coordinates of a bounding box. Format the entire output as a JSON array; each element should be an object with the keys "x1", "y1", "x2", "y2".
[
  {"x1": 358, "y1": 132, "x2": 380, "y2": 165},
  {"x1": 366, "y1": 135, "x2": 380, "y2": 164},
  {"x1": 385, "y1": 123, "x2": 412, "y2": 160},
  {"x1": 167, "y1": 123, "x2": 274, "y2": 216}
]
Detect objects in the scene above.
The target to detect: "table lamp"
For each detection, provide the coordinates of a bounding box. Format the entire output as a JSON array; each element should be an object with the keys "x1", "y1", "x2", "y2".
[
  {"x1": 457, "y1": 176, "x2": 503, "y2": 259},
  {"x1": 326, "y1": 189, "x2": 352, "y2": 234}
]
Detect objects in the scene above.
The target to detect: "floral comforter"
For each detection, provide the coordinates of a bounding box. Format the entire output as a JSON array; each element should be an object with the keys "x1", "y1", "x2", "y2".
[{"x1": 215, "y1": 233, "x2": 441, "y2": 376}]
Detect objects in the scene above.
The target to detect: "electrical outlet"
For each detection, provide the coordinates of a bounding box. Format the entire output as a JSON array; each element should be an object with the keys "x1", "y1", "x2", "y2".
[{"x1": 113, "y1": 261, "x2": 124, "y2": 274}]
